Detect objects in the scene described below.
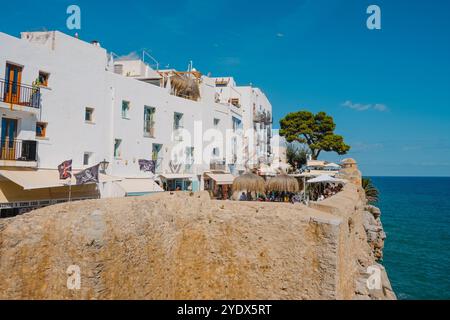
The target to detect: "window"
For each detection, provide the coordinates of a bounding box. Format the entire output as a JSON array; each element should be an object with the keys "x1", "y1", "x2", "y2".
[
  {"x1": 38, "y1": 71, "x2": 49, "y2": 87},
  {"x1": 114, "y1": 64, "x2": 123, "y2": 75},
  {"x1": 152, "y1": 143, "x2": 162, "y2": 161},
  {"x1": 36, "y1": 122, "x2": 47, "y2": 138},
  {"x1": 152, "y1": 144, "x2": 163, "y2": 173},
  {"x1": 213, "y1": 118, "x2": 220, "y2": 128},
  {"x1": 114, "y1": 139, "x2": 122, "y2": 158},
  {"x1": 4, "y1": 63, "x2": 22, "y2": 104},
  {"x1": 122, "y1": 101, "x2": 130, "y2": 119},
  {"x1": 85, "y1": 107, "x2": 94, "y2": 122},
  {"x1": 144, "y1": 106, "x2": 155, "y2": 137},
  {"x1": 83, "y1": 152, "x2": 92, "y2": 166},
  {"x1": 186, "y1": 147, "x2": 194, "y2": 163},
  {"x1": 230, "y1": 98, "x2": 240, "y2": 107},
  {"x1": 173, "y1": 112, "x2": 183, "y2": 130},
  {"x1": 232, "y1": 117, "x2": 241, "y2": 132}
]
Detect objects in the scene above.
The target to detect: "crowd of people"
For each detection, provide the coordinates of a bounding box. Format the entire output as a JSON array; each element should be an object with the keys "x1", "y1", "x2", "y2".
[
  {"x1": 310, "y1": 183, "x2": 343, "y2": 201},
  {"x1": 238, "y1": 183, "x2": 344, "y2": 203},
  {"x1": 239, "y1": 191, "x2": 305, "y2": 204}
]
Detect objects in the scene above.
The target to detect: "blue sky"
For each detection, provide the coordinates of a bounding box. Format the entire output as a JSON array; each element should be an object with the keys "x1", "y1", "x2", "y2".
[{"x1": 1, "y1": 0, "x2": 449, "y2": 176}]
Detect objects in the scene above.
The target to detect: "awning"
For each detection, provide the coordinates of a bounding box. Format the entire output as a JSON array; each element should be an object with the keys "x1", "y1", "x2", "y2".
[
  {"x1": 116, "y1": 178, "x2": 163, "y2": 195},
  {"x1": 205, "y1": 173, "x2": 235, "y2": 185},
  {"x1": 0, "y1": 180, "x2": 97, "y2": 205},
  {"x1": 0, "y1": 169, "x2": 121, "y2": 190},
  {"x1": 158, "y1": 174, "x2": 193, "y2": 180}
]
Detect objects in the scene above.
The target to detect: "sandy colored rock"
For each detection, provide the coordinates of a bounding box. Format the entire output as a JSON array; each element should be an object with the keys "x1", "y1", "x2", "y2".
[{"x1": 0, "y1": 175, "x2": 395, "y2": 300}]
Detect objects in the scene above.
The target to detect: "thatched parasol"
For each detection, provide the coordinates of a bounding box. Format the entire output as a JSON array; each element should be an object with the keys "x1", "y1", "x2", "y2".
[
  {"x1": 232, "y1": 172, "x2": 266, "y2": 193},
  {"x1": 266, "y1": 174, "x2": 300, "y2": 193},
  {"x1": 169, "y1": 75, "x2": 200, "y2": 101}
]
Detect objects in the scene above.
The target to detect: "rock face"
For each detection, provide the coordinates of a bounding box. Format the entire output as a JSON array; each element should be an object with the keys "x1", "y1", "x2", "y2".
[
  {"x1": 0, "y1": 166, "x2": 396, "y2": 300},
  {"x1": 363, "y1": 205, "x2": 386, "y2": 261}
]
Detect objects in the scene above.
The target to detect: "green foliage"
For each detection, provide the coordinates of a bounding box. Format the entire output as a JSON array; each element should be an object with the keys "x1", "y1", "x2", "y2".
[
  {"x1": 279, "y1": 111, "x2": 350, "y2": 159},
  {"x1": 362, "y1": 177, "x2": 379, "y2": 203},
  {"x1": 286, "y1": 142, "x2": 309, "y2": 171}
]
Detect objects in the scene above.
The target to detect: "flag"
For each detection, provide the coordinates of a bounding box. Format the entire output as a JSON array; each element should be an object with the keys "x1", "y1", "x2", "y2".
[
  {"x1": 138, "y1": 159, "x2": 156, "y2": 173},
  {"x1": 58, "y1": 160, "x2": 72, "y2": 180},
  {"x1": 74, "y1": 164, "x2": 100, "y2": 185}
]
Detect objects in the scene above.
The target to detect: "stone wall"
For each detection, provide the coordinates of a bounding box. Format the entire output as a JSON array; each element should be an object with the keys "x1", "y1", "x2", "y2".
[{"x1": 0, "y1": 169, "x2": 395, "y2": 299}]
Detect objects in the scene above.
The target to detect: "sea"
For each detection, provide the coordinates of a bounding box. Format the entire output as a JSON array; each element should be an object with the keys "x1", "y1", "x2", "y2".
[{"x1": 370, "y1": 177, "x2": 450, "y2": 300}]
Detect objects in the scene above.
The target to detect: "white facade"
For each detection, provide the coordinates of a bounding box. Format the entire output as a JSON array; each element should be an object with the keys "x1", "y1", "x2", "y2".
[
  {"x1": 212, "y1": 77, "x2": 273, "y2": 168},
  {"x1": 0, "y1": 30, "x2": 275, "y2": 211}
]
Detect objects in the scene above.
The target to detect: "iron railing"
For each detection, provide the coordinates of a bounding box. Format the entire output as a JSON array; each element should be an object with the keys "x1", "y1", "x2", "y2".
[
  {"x1": 0, "y1": 79, "x2": 41, "y2": 109},
  {"x1": 253, "y1": 111, "x2": 272, "y2": 124},
  {"x1": 0, "y1": 139, "x2": 38, "y2": 161}
]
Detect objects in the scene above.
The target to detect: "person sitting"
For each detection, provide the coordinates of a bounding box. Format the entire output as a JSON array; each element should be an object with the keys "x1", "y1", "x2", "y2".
[
  {"x1": 291, "y1": 194, "x2": 301, "y2": 204},
  {"x1": 239, "y1": 192, "x2": 247, "y2": 201}
]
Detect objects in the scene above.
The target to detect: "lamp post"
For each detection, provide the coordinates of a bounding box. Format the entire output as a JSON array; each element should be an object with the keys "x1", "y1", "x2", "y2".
[{"x1": 100, "y1": 159, "x2": 110, "y2": 174}]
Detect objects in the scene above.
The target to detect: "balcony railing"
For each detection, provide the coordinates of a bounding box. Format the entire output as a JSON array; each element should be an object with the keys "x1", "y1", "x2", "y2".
[
  {"x1": 0, "y1": 139, "x2": 38, "y2": 161},
  {"x1": 0, "y1": 79, "x2": 41, "y2": 109},
  {"x1": 253, "y1": 111, "x2": 272, "y2": 124}
]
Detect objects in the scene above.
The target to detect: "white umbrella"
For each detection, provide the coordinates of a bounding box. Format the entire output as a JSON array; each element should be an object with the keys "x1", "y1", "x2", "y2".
[{"x1": 307, "y1": 174, "x2": 346, "y2": 184}]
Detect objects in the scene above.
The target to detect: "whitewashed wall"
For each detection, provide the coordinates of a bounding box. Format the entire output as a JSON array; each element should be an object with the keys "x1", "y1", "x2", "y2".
[{"x1": 0, "y1": 31, "x2": 256, "y2": 195}]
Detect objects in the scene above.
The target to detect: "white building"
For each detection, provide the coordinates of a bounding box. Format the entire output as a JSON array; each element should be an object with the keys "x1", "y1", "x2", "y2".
[
  {"x1": 212, "y1": 77, "x2": 273, "y2": 168},
  {"x1": 0, "y1": 30, "x2": 275, "y2": 216}
]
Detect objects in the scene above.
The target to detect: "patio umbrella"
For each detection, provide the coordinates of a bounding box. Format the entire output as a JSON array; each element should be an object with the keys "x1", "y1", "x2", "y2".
[
  {"x1": 232, "y1": 172, "x2": 266, "y2": 193},
  {"x1": 266, "y1": 174, "x2": 300, "y2": 193},
  {"x1": 306, "y1": 174, "x2": 346, "y2": 184},
  {"x1": 324, "y1": 163, "x2": 341, "y2": 170}
]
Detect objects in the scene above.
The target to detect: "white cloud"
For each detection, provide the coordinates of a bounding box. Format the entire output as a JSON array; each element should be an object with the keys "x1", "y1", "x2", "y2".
[
  {"x1": 116, "y1": 51, "x2": 140, "y2": 61},
  {"x1": 342, "y1": 100, "x2": 389, "y2": 112},
  {"x1": 276, "y1": 32, "x2": 285, "y2": 37}
]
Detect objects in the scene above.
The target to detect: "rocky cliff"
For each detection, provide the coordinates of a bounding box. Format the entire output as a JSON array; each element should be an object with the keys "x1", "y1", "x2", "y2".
[{"x1": 0, "y1": 163, "x2": 395, "y2": 300}]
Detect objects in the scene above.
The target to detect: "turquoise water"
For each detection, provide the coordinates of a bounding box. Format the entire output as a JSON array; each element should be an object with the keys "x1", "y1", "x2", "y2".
[{"x1": 370, "y1": 177, "x2": 450, "y2": 300}]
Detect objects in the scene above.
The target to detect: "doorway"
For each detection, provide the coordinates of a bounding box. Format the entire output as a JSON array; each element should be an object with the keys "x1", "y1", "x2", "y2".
[
  {"x1": 4, "y1": 63, "x2": 23, "y2": 105},
  {"x1": 1, "y1": 118, "x2": 18, "y2": 160}
]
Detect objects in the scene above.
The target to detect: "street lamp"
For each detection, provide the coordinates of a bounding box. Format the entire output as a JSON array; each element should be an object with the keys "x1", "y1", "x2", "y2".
[{"x1": 100, "y1": 159, "x2": 110, "y2": 173}]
